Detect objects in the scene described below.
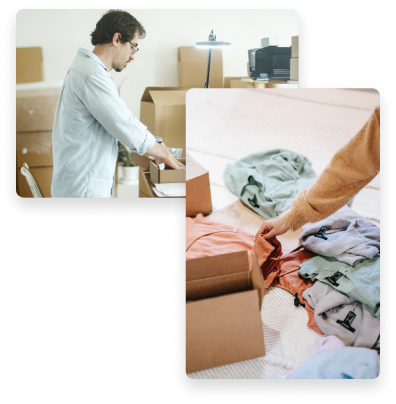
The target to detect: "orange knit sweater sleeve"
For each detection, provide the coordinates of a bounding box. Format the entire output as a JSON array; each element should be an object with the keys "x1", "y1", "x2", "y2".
[{"x1": 280, "y1": 107, "x2": 380, "y2": 231}]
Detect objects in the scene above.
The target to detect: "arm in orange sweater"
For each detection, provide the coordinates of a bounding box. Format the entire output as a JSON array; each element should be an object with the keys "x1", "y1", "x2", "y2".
[{"x1": 279, "y1": 107, "x2": 380, "y2": 231}]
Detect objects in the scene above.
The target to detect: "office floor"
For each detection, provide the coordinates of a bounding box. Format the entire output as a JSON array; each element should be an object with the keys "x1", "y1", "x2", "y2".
[{"x1": 186, "y1": 88, "x2": 380, "y2": 378}]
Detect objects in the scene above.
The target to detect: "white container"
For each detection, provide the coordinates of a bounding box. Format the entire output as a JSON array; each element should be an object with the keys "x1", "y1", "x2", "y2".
[{"x1": 121, "y1": 166, "x2": 139, "y2": 181}]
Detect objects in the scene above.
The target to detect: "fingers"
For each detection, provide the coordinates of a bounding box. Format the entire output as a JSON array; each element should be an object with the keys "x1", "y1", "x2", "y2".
[
  {"x1": 261, "y1": 228, "x2": 277, "y2": 239},
  {"x1": 255, "y1": 223, "x2": 271, "y2": 241}
]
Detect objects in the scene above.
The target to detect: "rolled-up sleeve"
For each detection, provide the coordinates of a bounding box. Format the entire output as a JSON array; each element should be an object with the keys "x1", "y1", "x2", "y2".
[{"x1": 81, "y1": 72, "x2": 155, "y2": 155}]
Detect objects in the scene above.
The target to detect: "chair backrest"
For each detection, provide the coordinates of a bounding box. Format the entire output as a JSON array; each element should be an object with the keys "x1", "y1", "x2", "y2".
[{"x1": 20, "y1": 163, "x2": 43, "y2": 198}]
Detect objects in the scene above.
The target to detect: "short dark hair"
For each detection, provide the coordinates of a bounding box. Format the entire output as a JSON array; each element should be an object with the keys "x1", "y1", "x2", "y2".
[{"x1": 91, "y1": 9, "x2": 146, "y2": 46}]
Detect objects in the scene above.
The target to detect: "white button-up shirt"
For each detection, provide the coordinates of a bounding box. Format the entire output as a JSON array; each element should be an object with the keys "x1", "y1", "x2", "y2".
[{"x1": 51, "y1": 47, "x2": 155, "y2": 197}]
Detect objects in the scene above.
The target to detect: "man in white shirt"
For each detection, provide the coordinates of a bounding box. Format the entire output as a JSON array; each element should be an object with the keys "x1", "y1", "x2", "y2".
[{"x1": 51, "y1": 9, "x2": 184, "y2": 197}]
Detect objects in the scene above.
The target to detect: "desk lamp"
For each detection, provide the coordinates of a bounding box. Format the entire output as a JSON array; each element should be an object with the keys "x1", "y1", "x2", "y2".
[{"x1": 195, "y1": 30, "x2": 231, "y2": 88}]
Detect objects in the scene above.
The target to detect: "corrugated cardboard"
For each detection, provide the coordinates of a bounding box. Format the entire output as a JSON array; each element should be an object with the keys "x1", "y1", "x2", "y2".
[
  {"x1": 290, "y1": 57, "x2": 299, "y2": 81},
  {"x1": 138, "y1": 167, "x2": 156, "y2": 198},
  {"x1": 16, "y1": 47, "x2": 44, "y2": 84},
  {"x1": 186, "y1": 153, "x2": 212, "y2": 217},
  {"x1": 16, "y1": 88, "x2": 59, "y2": 197},
  {"x1": 178, "y1": 47, "x2": 223, "y2": 88},
  {"x1": 291, "y1": 36, "x2": 299, "y2": 58},
  {"x1": 16, "y1": 131, "x2": 53, "y2": 168},
  {"x1": 140, "y1": 87, "x2": 188, "y2": 149},
  {"x1": 131, "y1": 153, "x2": 151, "y2": 171},
  {"x1": 150, "y1": 159, "x2": 186, "y2": 184},
  {"x1": 16, "y1": 88, "x2": 60, "y2": 132},
  {"x1": 186, "y1": 251, "x2": 265, "y2": 373},
  {"x1": 209, "y1": 200, "x2": 302, "y2": 254},
  {"x1": 17, "y1": 166, "x2": 52, "y2": 197}
]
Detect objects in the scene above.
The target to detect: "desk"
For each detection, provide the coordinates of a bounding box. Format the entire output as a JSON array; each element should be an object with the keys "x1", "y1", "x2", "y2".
[{"x1": 240, "y1": 78, "x2": 299, "y2": 88}]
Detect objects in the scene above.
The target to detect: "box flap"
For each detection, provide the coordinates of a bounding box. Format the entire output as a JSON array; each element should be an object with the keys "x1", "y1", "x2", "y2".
[
  {"x1": 149, "y1": 90, "x2": 188, "y2": 106},
  {"x1": 141, "y1": 87, "x2": 190, "y2": 102},
  {"x1": 131, "y1": 153, "x2": 151, "y2": 170},
  {"x1": 186, "y1": 272, "x2": 251, "y2": 301},
  {"x1": 186, "y1": 159, "x2": 207, "y2": 181},
  {"x1": 250, "y1": 251, "x2": 265, "y2": 307},
  {"x1": 138, "y1": 167, "x2": 154, "y2": 196},
  {"x1": 186, "y1": 250, "x2": 250, "y2": 282}
]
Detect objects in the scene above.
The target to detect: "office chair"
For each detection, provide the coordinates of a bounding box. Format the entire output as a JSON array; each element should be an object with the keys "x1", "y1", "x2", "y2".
[{"x1": 20, "y1": 163, "x2": 43, "y2": 198}]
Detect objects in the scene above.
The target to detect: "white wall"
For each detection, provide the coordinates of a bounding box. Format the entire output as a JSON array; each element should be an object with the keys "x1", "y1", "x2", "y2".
[{"x1": 16, "y1": 9, "x2": 298, "y2": 117}]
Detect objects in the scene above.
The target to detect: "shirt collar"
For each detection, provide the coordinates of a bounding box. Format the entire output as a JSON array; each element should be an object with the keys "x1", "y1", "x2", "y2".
[{"x1": 77, "y1": 47, "x2": 109, "y2": 72}]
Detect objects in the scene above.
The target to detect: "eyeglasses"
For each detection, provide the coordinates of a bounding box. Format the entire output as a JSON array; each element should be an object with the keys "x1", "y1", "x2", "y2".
[{"x1": 128, "y1": 41, "x2": 139, "y2": 54}]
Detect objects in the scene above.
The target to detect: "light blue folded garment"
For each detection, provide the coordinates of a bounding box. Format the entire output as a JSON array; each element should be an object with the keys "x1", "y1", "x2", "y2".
[
  {"x1": 224, "y1": 149, "x2": 317, "y2": 219},
  {"x1": 290, "y1": 347, "x2": 379, "y2": 379}
]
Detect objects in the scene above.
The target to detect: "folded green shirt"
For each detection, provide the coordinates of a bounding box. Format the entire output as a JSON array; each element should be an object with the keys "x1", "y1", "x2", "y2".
[
  {"x1": 224, "y1": 149, "x2": 317, "y2": 219},
  {"x1": 298, "y1": 255, "x2": 380, "y2": 317}
]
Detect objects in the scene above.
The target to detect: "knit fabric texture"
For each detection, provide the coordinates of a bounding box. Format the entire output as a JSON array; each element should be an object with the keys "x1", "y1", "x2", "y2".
[{"x1": 280, "y1": 107, "x2": 380, "y2": 230}]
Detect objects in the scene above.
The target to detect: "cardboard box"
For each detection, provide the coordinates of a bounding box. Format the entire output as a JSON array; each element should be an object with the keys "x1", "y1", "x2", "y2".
[
  {"x1": 16, "y1": 47, "x2": 44, "y2": 84},
  {"x1": 150, "y1": 159, "x2": 186, "y2": 184},
  {"x1": 178, "y1": 46, "x2": 223, "y2": 88},
  {"x1": 291, "y1": 36, "x2": 299, "y2": 58},
  {"x1": 17, "y1": 166, "x2": 52, "y2": 198},
  {"x1": 186, "y1": 250, "x2": 265, "y2": 374},
  {"x1": 140, "y1": 87, "x2": 188, "y2": 149},
  {"x1": 16, "y1": 131, "x2": 53, "y2": 168},
  {"x1": 209, "y1": 200, "x2": 302, "y2": 254},
  {"x1": 16, "y1": 88, "x2": 60, "y2": 132},
  {"x1": 138, "y1": 167, "x2": 157, "y2": 198},
  {"x1": 186, "y1": 153, "x2": 212, "y2": 217},
  {"x1": 16, "y1": 88, "x2": 59, "y2": 197},
  {"x1": 290, "y1": 57, "x2": 299, "y2": 81},
  {"x1": 131, "y1": 153, "x2": 151, "y2": 172},
  {"x1": 223, "y1": 77, "x2": 250, "y2": 88}
]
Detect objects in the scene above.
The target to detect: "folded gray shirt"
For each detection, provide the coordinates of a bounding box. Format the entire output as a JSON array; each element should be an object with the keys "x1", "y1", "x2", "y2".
[
  {"x1": 303, "y1": 282, "x2": 380, "y2": 349},
  {"x1": 299, "y1": 213, "x2": 380, "y2": 266}
]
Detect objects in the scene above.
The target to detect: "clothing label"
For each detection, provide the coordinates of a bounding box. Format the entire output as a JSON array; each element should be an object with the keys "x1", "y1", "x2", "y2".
[
  {"x1": 336, "y1": 311, "x2": 356, "y2": 333},
  {"x1": 325, "y1": 271, "x2": 343, "y2": 287}
]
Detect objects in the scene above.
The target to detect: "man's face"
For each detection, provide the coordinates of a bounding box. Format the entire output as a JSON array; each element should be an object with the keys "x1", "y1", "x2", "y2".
[{"x1": 113, "y1": 33, "x2": 139, "y2": 73}]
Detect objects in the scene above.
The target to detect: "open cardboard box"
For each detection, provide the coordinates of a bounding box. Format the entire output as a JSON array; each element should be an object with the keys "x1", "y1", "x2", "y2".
[
  {"x1": 186, "y1": 250, "x2": 265, "y2": 374},
  {"x1": 150, "y1": 159, "x2": 186, "y2": 184},
  {"x1": 186, "y1": 152, "x2": 212, "y2": 217},
  {"x1": 140, "y1": 87, "x2": 189, "y2": 150},
  {"x1": 209, "y1": 200, "x2": 302, "y2": 254},
  {"x1": 138, "y1": 167, "x2": 157, "y2": 198}
]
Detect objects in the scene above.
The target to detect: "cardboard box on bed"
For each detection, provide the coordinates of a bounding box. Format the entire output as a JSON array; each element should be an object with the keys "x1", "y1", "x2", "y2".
[
  {"x1": 186, "y1": 152, "x2": 212, "y2": 217},
  {"x1": 140, "y1": 87, "x2": 189, "y2": 149},
  {"x1": 149, "y1": 159, "x2": 186, "y2": 184},
  {"x1": 209, "y1": 200, "x2": 302, "y2": 254},
  {"x1": 186, "y1": 250, "x2": 265, "y2": 374}
]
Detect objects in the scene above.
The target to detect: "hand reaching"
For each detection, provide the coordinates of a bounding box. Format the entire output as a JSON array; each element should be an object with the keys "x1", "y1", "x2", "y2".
[{"x1": 255, "y1": 217, "x2": 290, "y2": 241}]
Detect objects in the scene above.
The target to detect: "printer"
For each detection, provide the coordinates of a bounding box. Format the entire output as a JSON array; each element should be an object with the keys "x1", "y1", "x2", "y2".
[{"x1": 248, "y1": 38, "x2": 291, "y2": 80}]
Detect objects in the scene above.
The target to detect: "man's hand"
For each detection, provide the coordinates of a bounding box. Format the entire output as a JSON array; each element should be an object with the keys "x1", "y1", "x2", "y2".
[
  {"x1": 156, "y1": 141, "x2": 185, "y2": 170},
  {"x1": 255, "y1": 217, "x2": 290, "y2": 241},
  {"x1": 147, "y1": 141, "x2": 186, "y2": 170}
]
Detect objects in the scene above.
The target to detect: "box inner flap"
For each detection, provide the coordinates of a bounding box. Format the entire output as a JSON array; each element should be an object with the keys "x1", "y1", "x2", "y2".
[
  {"x1": 186, "y1": 271, "x2": 251, "y2": 301},
  {"x1": 186, "y1": 250, "x2": 250, "y2": 282}
]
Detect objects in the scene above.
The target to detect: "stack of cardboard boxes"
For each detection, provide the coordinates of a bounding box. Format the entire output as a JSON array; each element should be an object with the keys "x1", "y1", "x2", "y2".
[{"x1": 16, "y1": 46, "x2": 59, "y2": 198}]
